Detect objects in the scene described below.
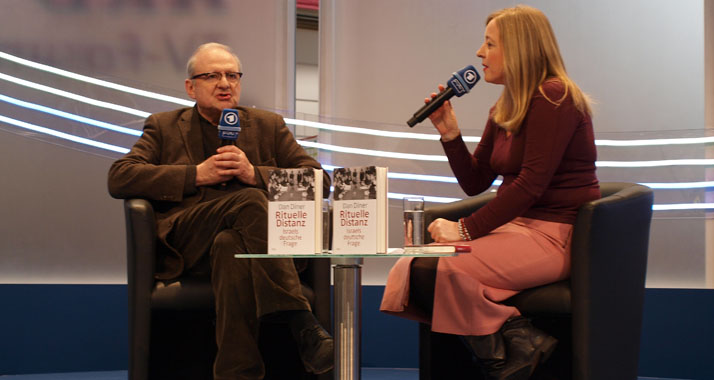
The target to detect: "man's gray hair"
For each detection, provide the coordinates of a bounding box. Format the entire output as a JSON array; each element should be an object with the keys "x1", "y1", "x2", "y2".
[{"x1": 186, "y1": 42, "x2": 242, "y2": 78}]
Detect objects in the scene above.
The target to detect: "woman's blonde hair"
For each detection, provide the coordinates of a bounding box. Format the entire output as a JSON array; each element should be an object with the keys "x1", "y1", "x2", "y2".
[{"x1": 487, "y1": 5, "x2": 591, "y2": 133}]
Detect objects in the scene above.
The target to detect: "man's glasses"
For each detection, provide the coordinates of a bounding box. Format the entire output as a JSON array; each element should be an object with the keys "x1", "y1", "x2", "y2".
[{"x1": 190, "y1": 71, "x2": 243, "y2": 84}]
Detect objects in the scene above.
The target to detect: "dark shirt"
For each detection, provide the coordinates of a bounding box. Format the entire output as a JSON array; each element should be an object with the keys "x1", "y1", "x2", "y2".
[
  {"x1": 199, "y1": 110, "x2": 221, "y2": 161},
  {"x1": 442, "y1": 80, "x2": 600, "y2": 239}
]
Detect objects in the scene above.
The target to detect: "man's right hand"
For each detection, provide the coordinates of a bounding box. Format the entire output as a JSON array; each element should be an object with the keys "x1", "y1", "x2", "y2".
[
  {"x1": 196, "y1": 154, "x2": 234, "y2": 186},
  {"x1": 196, "y1": 145, "x2": 257, "y2": 186}
]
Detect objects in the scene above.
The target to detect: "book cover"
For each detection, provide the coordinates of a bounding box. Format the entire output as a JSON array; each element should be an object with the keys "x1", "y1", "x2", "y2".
[
  {"x1": 267, "y1": 168, "x2": 323, "y2": 254},
  {"x1": 331, "y1": 166, "x2": 388, "y2": 254}
]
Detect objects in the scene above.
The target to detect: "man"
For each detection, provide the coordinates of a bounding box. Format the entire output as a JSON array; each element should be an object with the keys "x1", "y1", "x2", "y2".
[{"x1": 108, "y1": 42, "x2": 333, "y2": 379}]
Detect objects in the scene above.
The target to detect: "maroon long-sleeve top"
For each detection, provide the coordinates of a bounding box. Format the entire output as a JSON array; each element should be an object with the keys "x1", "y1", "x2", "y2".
[{"x1": 442, "y1": 79, "x2": 600, "y2": 240}]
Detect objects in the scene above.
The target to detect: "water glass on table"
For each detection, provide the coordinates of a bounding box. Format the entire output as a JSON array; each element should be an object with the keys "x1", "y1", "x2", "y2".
[{"x1": 403, "y1": 197, "x2": 425, "y2": 246}]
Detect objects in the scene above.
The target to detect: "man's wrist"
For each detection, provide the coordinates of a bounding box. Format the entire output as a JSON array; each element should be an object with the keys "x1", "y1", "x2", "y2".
[{"x1": 185, "y1": 165, "x2": 198, "y2": 193}]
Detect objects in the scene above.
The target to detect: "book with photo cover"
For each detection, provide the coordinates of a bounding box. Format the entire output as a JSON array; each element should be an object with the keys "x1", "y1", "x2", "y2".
[
  {"x1": 331, "y1": 166, "x2": 388, "y2": 254},
  {"x1": 267, "y1": 167, "x2": 323, "y2": 254}
]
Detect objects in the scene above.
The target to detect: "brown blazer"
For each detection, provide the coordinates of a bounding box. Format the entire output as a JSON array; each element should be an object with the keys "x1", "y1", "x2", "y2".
[{"x1": 108, "y1": 106, "x2": 330, "y2": 277}]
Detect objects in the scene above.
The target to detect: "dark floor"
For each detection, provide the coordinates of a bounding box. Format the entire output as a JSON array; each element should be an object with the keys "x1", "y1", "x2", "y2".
[
  {"x1": 0, "y1": 370, "x2": 691, "y2": 380},
  {"x1": 0, "y1": 369, "x2": 417, "y2": 380}
]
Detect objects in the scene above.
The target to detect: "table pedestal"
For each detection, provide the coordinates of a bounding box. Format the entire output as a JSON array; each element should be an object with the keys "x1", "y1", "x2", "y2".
[
  {"x1": 235, "y1": 251, "x2": 454, "y2": 380},
  {"x1": 332, "y1": 257, "x2": 363, "y2": 380}
]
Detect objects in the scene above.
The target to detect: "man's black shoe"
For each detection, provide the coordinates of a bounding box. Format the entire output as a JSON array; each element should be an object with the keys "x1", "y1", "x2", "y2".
[
  {"x1": 295, "y1": 324, "x2": 334, "y2": 374},
  {"x1": 286, "y1": 310, "x2": 334, "y2": 374}
]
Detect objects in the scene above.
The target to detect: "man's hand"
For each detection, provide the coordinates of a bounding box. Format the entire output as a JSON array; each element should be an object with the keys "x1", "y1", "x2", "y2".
[
  {"x1": 427, "y1": 218, "x2": 462, "y2": 243},
  {"x1": 196, "y1": 145, "x2": 256, "y2": 186}
]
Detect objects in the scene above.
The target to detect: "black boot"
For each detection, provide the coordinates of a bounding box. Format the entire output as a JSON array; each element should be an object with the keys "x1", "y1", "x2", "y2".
[
  {"x1": 498, "y1": 316, "x2": 558, "y2": 380},
  {"x1": 460, "y1": 333, "x2": 507, "y2": 379}
]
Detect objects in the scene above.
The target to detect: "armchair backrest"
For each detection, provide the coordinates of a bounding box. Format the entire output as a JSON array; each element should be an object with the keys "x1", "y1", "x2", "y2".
[{"x1": 570, "y1": 182, "x2": 653, "y2": 380}]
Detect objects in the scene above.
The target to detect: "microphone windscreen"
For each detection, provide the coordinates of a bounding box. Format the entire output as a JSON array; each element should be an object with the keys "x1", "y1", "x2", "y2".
[
  {"x1": 218, "y1": 109, "x2": 241, "y2": 141},
  {"x1": 447, "y1": 65, "x2": 480, "y2": 97}
]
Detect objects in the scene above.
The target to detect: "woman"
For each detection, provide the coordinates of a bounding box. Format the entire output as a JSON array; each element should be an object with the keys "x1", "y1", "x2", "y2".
[{"x1": 381, "y1": 5, "x2": 599, "y2": 380}]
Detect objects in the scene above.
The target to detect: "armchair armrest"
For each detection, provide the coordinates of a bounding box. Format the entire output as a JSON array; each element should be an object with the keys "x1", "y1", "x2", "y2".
[
  {"x1": 125, "y1": 198, "x2": 157, "y2": 294},
  {"x1": 124, "y1": 198, "x2": 157, "y2": 380}
]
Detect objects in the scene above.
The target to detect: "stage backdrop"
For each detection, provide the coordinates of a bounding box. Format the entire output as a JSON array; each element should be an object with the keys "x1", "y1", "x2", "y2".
[
  {"x1": 317, "y1": 0, "x2": 712, "y2": 288},
  {"x1": 0, "y1": 0, "x2": 296, "y2": 284},
  {"x1": 0, "y1": 0, "x2": 712, "y2": 289}
]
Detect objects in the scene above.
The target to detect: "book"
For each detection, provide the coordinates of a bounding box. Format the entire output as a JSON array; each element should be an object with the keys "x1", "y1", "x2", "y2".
[
  {"x1": 267, "y1": 168, "x2": 323, "y2": 254},
  {"x1": 403, "y1": 244, "x2": 472, "y2": 254},
  {"x1": 331, "y1": 166, "x2": 388, "y2": 254}
]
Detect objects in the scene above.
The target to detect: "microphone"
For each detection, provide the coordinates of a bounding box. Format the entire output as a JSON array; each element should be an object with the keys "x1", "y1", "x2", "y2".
[
  {"x1": 218, "y1": 108, "x2": 241, "y2": 146},
  {"x1": 407, "y1": 65, "x2": 480, "y2": 127}
]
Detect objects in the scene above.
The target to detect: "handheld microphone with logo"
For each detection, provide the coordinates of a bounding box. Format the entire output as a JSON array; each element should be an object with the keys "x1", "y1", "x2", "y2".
[
  {"x1": 407, "y1": 65, "x2": 480, "y2": 127},
  {"x1": 218, "y1": 108, "x2": 241, "y2": 146}
]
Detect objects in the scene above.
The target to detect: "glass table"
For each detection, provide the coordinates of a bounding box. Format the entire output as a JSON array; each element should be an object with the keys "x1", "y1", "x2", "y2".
[{"x1": 236, "y1": 249, "x2": 457, "y2": 380}]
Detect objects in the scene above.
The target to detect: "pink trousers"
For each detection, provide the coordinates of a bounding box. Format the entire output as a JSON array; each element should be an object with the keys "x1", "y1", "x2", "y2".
[{"x1": 380, "y1": 217, "x2": 572, "y2": 336}]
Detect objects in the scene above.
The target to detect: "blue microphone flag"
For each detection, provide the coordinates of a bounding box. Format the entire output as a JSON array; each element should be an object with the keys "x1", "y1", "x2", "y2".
[
  {"x1": 448, "y1": 65, "x2": 480, "y2": 96},
  {"x1": 407, "y1": 65, "x2": 480, "y2": 127},
  {"x1": 218, "y1": 109, "x2": 241, "y2": 141}
]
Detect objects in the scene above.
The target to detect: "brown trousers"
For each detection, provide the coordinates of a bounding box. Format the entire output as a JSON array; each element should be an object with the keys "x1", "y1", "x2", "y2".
[{"x1": 164, "y1": 188, "x2": 311, "y2": 380}]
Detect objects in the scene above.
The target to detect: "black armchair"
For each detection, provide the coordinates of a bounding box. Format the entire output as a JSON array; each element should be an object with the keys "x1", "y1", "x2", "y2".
[
  {"x1": 418, "y1": 182, "x2": 653, "y2": 380},
  {"x1": 124, "y1": 198, "x2": 332, "y2": 380}
]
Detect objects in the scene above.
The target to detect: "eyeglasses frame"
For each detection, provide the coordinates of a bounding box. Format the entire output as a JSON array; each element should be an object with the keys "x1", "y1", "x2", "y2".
[{"x1": 189, "y1": 71, "x2": 243, "y2": 83}]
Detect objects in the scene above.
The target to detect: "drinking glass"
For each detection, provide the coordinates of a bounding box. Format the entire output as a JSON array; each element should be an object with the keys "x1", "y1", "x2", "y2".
[{"x1": 403, "y1": 197, "x2": 425, "y2": 246}]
